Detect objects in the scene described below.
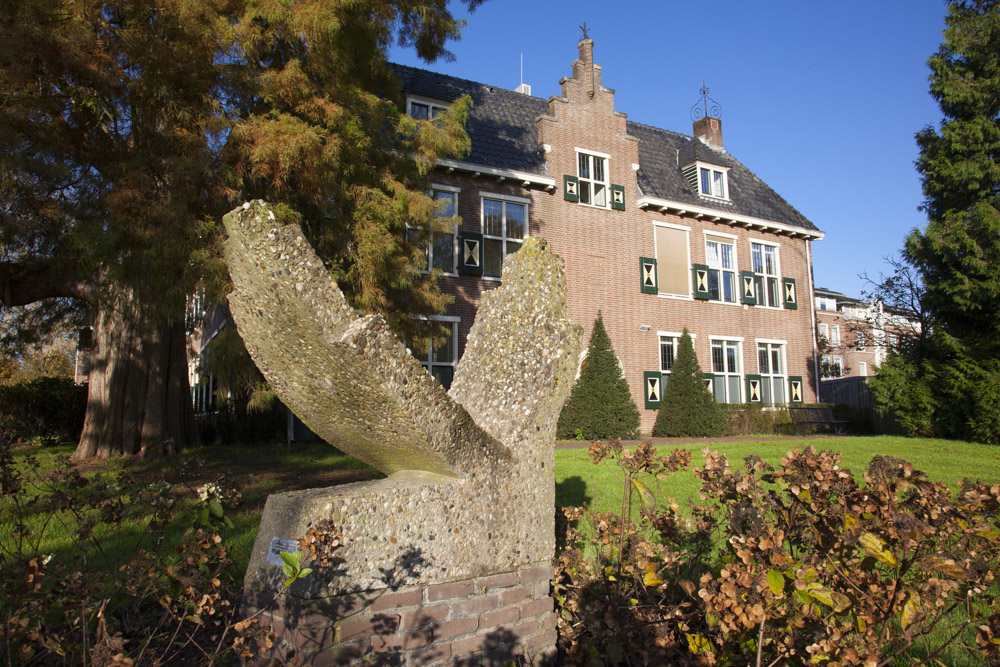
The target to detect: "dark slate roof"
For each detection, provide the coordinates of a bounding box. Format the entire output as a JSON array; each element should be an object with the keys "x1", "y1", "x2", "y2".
[
  {"x1": 677, "y1": 139, "x2": 733, "y2": 169},
  {"x1": 393, "y1": 64, "x2": 818, "y2": 233},
  {"x1": 628, "y1": 122, "x2": 817, "y2": 232},
  {"x1": 393, "y1": 64, "x2": 548, "y2": 174}
]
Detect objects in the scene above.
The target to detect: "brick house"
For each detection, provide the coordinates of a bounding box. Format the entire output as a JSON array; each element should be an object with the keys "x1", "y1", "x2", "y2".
[
  {"x1": 814, "y1": 287, "x2": 920, "y2": 380},
  {"x1": 397, "y1": 38, "x2": 826, "y2": 434}
]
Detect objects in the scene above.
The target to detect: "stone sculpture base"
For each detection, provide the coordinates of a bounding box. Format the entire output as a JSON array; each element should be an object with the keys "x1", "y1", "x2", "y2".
[{"x1": 243, "y1": 559, "x2": 557, "y2": 665}]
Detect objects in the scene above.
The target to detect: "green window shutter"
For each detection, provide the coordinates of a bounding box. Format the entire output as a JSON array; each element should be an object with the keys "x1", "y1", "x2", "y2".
[
  {"x1": 745, "y1": 374, "x2": 763, "y2": 403},
  {"x1": 611, "y1": 184, "x2": 626, "y2": 210},
  {"x1": 788, "y1": 376, "x2": 804, "y2": 404},
  {"x1": 782, "y1": 277, "x2": 798, "y2": 310},
  {"x1": 457, "y1": 231, "x2": 483, "y2": 276},
  {"x1": 644, "y1": 371, "x2": 662, "y2": 409},
  {"x1": 692, "y1": 264, "x2": 711, "y2": 300},
  {"x1": 702, "y1": 373, "x2": 715, "y2": 395},
  {"x1": 640, "y1": 257, "x2": 658, "y2": 294},
  {"x1": 740, "y1": 271, "x2": 757, "y2": 305},
  {"x1": 563, "y1": 175, "x2": 579, "y2": 202}
]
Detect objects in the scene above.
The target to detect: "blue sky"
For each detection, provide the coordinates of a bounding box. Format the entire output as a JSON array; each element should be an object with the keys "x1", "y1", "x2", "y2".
[{"x1": 389, "y1": 0, "x2": 948, "y2": 299}]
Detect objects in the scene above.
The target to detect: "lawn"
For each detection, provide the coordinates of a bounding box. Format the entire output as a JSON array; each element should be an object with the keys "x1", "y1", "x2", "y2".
[{"x1": 554, "y1": 435, "x2": 1000, "y2": 515}]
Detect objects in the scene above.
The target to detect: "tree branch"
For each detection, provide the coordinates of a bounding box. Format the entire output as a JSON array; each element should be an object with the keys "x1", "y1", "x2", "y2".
[{"x1": 0, "y1": 259, "x2": 95, "y2": 306}]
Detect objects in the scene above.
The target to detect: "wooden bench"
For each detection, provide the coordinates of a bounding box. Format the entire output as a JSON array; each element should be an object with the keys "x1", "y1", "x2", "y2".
[{"x1": 788, "y1": 406, "x2": 849, "y2": 435}]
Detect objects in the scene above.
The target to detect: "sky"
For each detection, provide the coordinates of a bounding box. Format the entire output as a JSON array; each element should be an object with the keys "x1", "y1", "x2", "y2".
[{"x1": 389, "y1": 0, "x2": 949, "y2": 299}]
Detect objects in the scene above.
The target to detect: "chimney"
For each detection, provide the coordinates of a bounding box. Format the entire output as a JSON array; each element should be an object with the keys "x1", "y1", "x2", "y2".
[
  {"x1": 577, "y1": 38, "x2": 595, "y2": 97},
  {"x1": 693, "y1": 117, "x2": 723, "y2": 149}
]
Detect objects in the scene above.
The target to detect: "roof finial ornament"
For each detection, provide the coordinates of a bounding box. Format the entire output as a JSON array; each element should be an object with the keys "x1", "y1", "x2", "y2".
[
  {"x1": 579, "y1": 22, "x2": 590, "y2": 40},
  {"x1": 690, "y1": 81, "x2": 722, "y2": 123}
]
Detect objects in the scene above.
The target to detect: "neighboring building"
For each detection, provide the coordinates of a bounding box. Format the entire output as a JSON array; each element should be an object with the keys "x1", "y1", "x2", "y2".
[
  {"x1": 396, "y1": 38, "x2": 825, "y2": 433},
  {"x1": 814, "y1": 287, "x2": 919, "y2": 380}
]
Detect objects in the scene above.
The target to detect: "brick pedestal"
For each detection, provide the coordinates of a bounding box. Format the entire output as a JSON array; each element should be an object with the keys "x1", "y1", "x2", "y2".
[{"x1": 244, "y1": 563, "x2": 557, "y2": 665}]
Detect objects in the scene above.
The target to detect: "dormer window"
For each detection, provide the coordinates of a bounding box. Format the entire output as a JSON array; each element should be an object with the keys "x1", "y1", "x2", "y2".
[
  {"x1": 681, "y1": 159, "x2": 731, "y2": 201},
  {"x1": 700, "y1": 166, "x2": 726, "y2": 198},
  {"x1": 407, "y1": 97, "x2": 447, "y2": 120}
]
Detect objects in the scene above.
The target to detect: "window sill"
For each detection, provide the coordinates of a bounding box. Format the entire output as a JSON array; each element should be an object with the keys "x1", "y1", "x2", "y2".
[
  {"x1": 657, "y1": 293, "x2": 694, "y2": 301},
  {"x1": 754, "y1": 304, "x2": 783, "y2": 311},
  {"x1": 699, "y1": 193, "x2": 731, "y2": 203},
  {"x1": 707, "y1": 300, "x2": 742, "y2": 306},
  {"x1": 577, "y1": 202, "x2": 611, "y2": 210}
]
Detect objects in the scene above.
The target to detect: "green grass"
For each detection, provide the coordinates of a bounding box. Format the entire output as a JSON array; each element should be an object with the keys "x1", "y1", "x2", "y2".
[{"x1": 555, "y1": 436, "x2": 1000, "y2": 514}]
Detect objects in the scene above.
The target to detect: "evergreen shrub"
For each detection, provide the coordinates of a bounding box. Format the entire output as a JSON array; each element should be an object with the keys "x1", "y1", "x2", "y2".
[
  {"x1": 557, "y1": 313, "x2": 640, "y2": 440},
  {"x1": 0, "y1": 377, "x2": 87, "y2": 443},
  {"x1": 652, "y1": 330, "x2": 726, "y2": 437}
]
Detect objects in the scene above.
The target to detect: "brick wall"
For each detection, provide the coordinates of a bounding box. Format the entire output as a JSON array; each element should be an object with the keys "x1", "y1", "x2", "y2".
[
  {"x1": 244, "y1": 563, "x2": 557, "y2": 665},
  {"x1": 419, "y1": 41, "x2": 823, "y2": 433}
]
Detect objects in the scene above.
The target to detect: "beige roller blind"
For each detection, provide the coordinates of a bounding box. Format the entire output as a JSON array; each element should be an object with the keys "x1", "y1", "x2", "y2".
[{"x1": 655, "y1": 226, "x2": 690, "y2": 296}]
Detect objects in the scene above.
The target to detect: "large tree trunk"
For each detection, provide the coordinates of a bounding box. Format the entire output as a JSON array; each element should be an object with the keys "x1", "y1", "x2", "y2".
[{"x1": 73, "y1": 306, "x2": 198, "y2": 459}]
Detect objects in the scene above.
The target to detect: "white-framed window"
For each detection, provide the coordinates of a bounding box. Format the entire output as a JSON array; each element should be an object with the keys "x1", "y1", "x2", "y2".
[
  {"x1": 756, "y1": 340, "x2": 787, "y2": 405},
  {"x1": 818, "y1": 322, "x2": 829, "y2": 344},
  {"x1": 481, "y1": 194, "x2": 528, "y2": 279},
  {"x1": 705, "y1": 233, "x2": 737, "y2": 303},
  {"x1": 576, "y1": 149, "x2": 610, "y2": 208},
  {"x1": 710, "y1": 338, "x2": 743, "y2": 403},
  {"x1": 699, "y1": 164, "x2": 728, "y2": 199},
  {"x1": 821, "y1": 354, "x2": 844, "y2": 378},
  {"x1": 816, "y1": 296, "x2": 837, "y2": 311},
  {"x1": 407, "y1": 97, "x2": 447, "y2": 120},
  {"x1": 408, "y1": 317, "x2": 459, "y2": 390},
  {"x1": 859, "y1": 361, "x2": 868, "y2": 377},
  {"x1": 659, "y1": 332, "x2": 680, "y2": 390},
  {"x1": 856, "y1": 330, "x2": 866, "y2": 351},
  {"x1": 407, "y1": 187, "x2": 458, "y2": 275},
  {"x1": 654, "y1": 222, "x2": 692, "y2": 299},
  {"x1": 750, "y1": 241, "x2": 780, "y2": 308},
  {"x1": 830, "y1": 324, "x2": 841, "y2": 346}
]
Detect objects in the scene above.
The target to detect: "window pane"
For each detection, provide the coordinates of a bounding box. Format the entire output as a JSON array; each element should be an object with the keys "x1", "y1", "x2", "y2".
[
  {"x1": 712, "y1": 343, "x2": 724, "y2": 373},
  {"x1": 767, "y1": 277, "x2": 779, "y2": 307},
  {"x1": 720, "y1": 243, "x2": 733, "y2": 269},
  {"x1": 771, "y1": 348, "x2": 782, "y2": 374},
  {"x1": 435, "y1": 191, "x2": 454, "y2": 217},
  {"x1": 432, "y1": 232, "x2": 454, "y2": 272},
  {"x1": 722, "y1": 272, "x2": 735, "y2": 303},
  {"x1": 594, "y1": 156, "x2": 605, "y2": 182},
  {"x1": 727, "y1": 376, "x2": 741, "y2": 403},
  {"x1": 773, "y1": 380, "x2": 784, "y2": 404},
  {"x1": 714, "y1": 378, "x2": 726, "y2": 403},
  {"x1": 706, "y1": 240, "x2": 719, "y2": 266},
  {"x1": 700, "y1": 168, "x2": 710, "y2": 194},
  {"x1": 708, "y1": 269, "x2": 720, "y2": 300},
  {"x1": 764, "y1": 246, "x2": 777, "y2": 274},
  {"x1": 758, "y1": 344, "x2": 769, "y2": 374},
  {"x1": 752, "y1": 244, "x2": 763, "y2": 273},
  {"x1": 484, "y1": 238, "x2": 503, "y2": 277},
  {"x1": 506, "y1": 203, "x2": 525, "y2": 239},
  {"x1": 429, "y1": 105, "x2": 441, "y2": 119},
  {"x1": 726, "y1": 344, "x2": 738, "y2": 373},
  {"x1": 579, "y1": 181, "x2": 591, "y2": 204},
  {"x1": 483, "y1": 199, "x2": 503, "y2": 237},
  {"x1": 431, "y1": 366, "x2": 454, "y2": 390},
  {"x1": 578, "y1": 153, "x2": 590, "y2": 179},
  {"x1": 506, "y1": 240, "x2": 521, "y2": 256},
  {"x1": 713, "y1": 170, "x2": 724, "y2": 197},
  {"x1": 410, "y1": 102, "x2": 429, "y2": 120},
  {"x1": 761, "y1": 377, "x2": 772, "y2": 404},
  {"x1": 593, "y1": 183, "x2": 607, "y2": 207},
  {"x1": 432, "y1": 330, "x2": 453, "y2": 363},
  {"x1": 661, "y1": 338, "x2": 676, "y2": 371}
]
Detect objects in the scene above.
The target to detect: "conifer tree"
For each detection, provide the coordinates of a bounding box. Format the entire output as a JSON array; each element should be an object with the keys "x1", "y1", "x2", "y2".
[
  {"x1": 881, "y1": 0, "x2": 1000, "y2": 442},
  {"x1": 652, "y1": 330, "x2": 726, "y2": 437},
  {"x1": 557, "y1": 313, "x2": 640, "y2": 440},
  {"x1": 0, "y1": 0, "x2": 481, "y2": 458}
]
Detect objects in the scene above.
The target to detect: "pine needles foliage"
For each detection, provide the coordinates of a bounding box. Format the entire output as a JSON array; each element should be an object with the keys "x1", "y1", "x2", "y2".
[
  {"x1": 557, "y1": 313, "x2": 640, "y2": 440},
  {"x1": 652, "y1": 330, "x2": 726, "y2": 437}
]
